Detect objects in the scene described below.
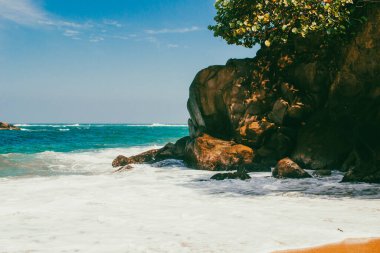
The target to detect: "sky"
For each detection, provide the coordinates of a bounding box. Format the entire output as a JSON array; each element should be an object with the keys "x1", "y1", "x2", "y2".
[{"x1": 0, "y1": 0, "x2": 258, "y2": 123}]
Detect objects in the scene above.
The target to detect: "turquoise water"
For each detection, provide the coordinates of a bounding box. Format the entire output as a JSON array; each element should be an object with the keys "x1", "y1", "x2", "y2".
[
  {"x1": 0, "y1": 124, "x2": 188, "y2": 178},
  {"x1": 0, "y1": 124, "x2": 188, "y2": 154},
  {"x1": 1, "y1": 123, "x2": 380, "y2": 198}
]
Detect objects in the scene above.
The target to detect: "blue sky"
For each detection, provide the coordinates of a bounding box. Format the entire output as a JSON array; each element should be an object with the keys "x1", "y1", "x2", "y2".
[{"x1": 0, "y1": 0, "x2": 257, "y2": 123}]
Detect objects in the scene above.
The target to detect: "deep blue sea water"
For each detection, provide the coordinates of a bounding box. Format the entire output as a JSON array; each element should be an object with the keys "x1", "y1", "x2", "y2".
[{"x1": 0, "y1": 124, "x2": 188, "y2": 154}]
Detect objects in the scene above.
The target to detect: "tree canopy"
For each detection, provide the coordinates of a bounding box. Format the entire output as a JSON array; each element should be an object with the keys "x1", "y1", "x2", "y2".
[{"x1": 209, "y1": 0, "x2": 355, "y2": 48}]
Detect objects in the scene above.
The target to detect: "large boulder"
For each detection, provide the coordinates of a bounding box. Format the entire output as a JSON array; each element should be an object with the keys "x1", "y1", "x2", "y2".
[
  {"x1": 272, "y1": 158, "x2": 311, "y2": 179},
  {"x1": 184, "y1": 134, "x2": 254, "y2": 171}
]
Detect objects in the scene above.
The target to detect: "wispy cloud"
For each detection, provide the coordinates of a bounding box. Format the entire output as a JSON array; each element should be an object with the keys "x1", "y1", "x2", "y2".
[
  {"x1": 103, "y1": 19, "x2": 122, "y2": 28},
  {"x1": 145, "y1": 26, "x2": 200, "y2": 35},
  {"x1": 63, "y1": 30, "x2": 80, "y2": 39},
  {"x1": 0, "y1": 0, "x2": 47, "y2": 26},
  {"x1": 0, "y1": 0, "x2": 200, "y2": 45},
  {"x1": 0, "y1": 0, "x2": 87, "y2": 30}
]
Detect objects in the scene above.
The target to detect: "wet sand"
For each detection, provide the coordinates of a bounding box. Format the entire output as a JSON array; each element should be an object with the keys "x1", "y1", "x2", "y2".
[{"x1": 274, "y1": 238, "x2": 380, "y2": 253}]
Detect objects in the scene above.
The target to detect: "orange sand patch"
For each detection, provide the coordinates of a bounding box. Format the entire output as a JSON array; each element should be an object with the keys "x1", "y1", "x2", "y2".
[{"x1": 273, "y1": 238, "x2": 380, "y2": 253}]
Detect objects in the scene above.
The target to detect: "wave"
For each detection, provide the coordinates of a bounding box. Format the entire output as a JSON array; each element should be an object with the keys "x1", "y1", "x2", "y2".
[
  {"x1": 15, "y1": 124, "x2": 81, "y2": 127},
  {"x1": 151, "y1": 123, "x2": 187, "y2": 127},
  {"x1": 128, "y1": 123, "x2": 188, "y2": 127},
  {"x1": 14, "y1": 124, "x2": 31, "y2": 127},
  {"x1": 20, "y1": 128, "x2": 50, "y2": 132},
  {"x1": 15, "y1": 123, "x2": 187, "y2": 128},
  {"x1": 0, "y1": 146, "x2": 162, "y2": 177},
  {"x1": 1, "y1": 146, "x2": 380, "y2": 198}
]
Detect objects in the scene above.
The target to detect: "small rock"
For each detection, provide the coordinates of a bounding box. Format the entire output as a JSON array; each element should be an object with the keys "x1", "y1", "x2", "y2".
[
  {"x1": 313, "y1": 170, "x2": 332, "y2": 177},
  {"x1": 211, "y1": 169, "x2": 251, "y2": 180},
  {"x1": 272, "y1": 157, "x2": 311, "y2": 179}
]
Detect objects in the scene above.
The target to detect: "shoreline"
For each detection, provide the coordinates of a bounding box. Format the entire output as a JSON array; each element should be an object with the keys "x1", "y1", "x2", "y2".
[{"x1": 274, "y1": 238, "x2": 380, "y2": 253}]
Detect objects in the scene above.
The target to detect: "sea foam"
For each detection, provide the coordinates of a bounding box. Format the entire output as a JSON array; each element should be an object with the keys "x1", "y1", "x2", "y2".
[{"x1": 0, "y1": 147, "x2": 380, "y2": 252}]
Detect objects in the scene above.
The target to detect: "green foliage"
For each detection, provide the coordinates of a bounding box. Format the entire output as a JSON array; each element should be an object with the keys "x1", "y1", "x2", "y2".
[{"x1": 209, "y1": 0, "x2": 355, "y2": 48}]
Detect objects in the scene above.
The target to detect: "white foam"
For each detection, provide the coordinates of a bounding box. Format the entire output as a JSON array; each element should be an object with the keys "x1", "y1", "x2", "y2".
[
  {"x1": 151, "y1": 123, "x2": 188, "y2": 127},
  {"x1": 128, "y1": 123, "x2": 188, "y2": 127},
  {"x1": 0, "y1": 148, "x2": 379, "y2": 252},
  {"x1": 14, "y1": 123, "x2": 187, "y2": 128},
  {"x1": 14, "y1": 124, "x2": 82, "y2": 127}
]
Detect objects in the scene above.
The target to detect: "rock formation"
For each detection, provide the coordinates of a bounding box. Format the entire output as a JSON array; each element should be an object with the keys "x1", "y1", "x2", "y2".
[
  {"x1": 113, "y1": 5, "x2": 380, "y2": 183},
  {"x1": 0, "y1": 122, "x2": 20, "y2": 130}
]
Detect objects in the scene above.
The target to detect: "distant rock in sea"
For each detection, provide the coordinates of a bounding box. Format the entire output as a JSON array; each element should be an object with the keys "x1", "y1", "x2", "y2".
[{"x1": 0, "y1": 122, "x2": 20, "y2": 131}]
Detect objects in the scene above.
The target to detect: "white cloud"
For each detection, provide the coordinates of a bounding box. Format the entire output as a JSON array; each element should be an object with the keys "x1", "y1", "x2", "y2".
[
  {"x1": 103, "y1": 19, "x2": 122, "y2": 28},
  {"x1": 0, "y1": 0, "x2": 48, "y2": 26},
  {"x1": 145, "y1": 26, "x2": 200, "y2": 35},
  {"x1": 63, "y1": 30, "x2": 80, "y2": 37}
]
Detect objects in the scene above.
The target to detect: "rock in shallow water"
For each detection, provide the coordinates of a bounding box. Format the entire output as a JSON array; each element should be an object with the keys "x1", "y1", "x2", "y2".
[
  {"x1": 112, "y1": 137, "x2": 190, "y2": 167},
  {"x1": 273, "y1": 157, "x2": 311, "y2": 179},
  {"x1": 112, "y1": 134, "x2": 255, "y2": 171},
  {"x1": 112, "y1": 150, "x2": 160, "y2": 167},
  {"x1": 210, "y1": 169, "x2": 251, "y2": 181}
]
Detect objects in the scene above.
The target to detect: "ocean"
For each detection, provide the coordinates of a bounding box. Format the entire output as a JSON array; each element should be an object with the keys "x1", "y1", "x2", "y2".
[{"x1": 1, "y1": 124, "x2": 380, "y2": 253}]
